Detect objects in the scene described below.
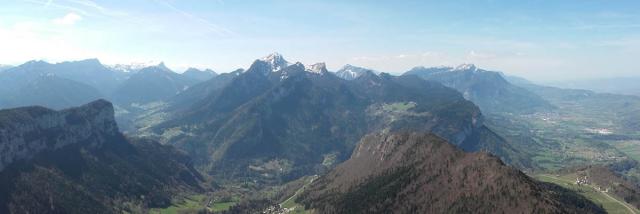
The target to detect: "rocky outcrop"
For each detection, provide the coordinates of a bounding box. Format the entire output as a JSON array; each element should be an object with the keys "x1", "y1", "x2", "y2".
[
  {"x1": 0, "y1": 99, "x2": 117, "y2": 171},
  {"x1": 0, "y1": 99, "x2": 205, "y2": 213}
]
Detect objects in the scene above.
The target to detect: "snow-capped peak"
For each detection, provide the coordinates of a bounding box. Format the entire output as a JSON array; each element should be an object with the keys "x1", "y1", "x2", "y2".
[
  {"x1": 259, "y1": 52, "x2": 290, "y2": 72},
  {"x1": 108, "y1": 60, "x2": 163, "y2": 72},
  {"x1": 305, "y1": 62, "x2": 327, "y2": 74},
  {"x1": 452, "y1": 63, "x2": 477, "y2": 71},
  {"x1": 335, "y1": 64, "x2": 374, "y2": 80}
]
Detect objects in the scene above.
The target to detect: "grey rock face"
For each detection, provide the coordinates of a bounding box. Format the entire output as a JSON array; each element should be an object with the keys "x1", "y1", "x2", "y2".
[{"x1": 0, "y1": 99, "x2": 118, "y2": 171}]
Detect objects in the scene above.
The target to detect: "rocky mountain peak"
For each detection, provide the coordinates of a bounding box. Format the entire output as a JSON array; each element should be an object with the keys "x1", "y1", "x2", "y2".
[
  {"x1": 452, "y1": 63, "x2": 477, "y2": 71},
  {"x1": 305, "y1": 62, "x2": 328, "y2": 74},
  {"x1": 260, "y1": 52, "x2": 290, "y2": 72},
  {"x1": 335, "y1": 64, "x2": 374, "y2": 80},
  {"x1": 156, "y1": 62, "x2": 170, "y2": 70},
  {"x1": 137, "y1": 62, "x2": 173, "y2": 74}
]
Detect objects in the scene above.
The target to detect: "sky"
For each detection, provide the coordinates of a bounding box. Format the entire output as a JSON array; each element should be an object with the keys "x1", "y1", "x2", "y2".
[{"x1": 1, "y1": 0, "x2": 639, "y2": 81}]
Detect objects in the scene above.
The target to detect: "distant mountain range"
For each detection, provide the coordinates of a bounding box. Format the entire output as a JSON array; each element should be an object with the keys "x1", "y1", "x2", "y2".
[
  {"x1": 111, "y1": 63, "x2": 200, "y2": 105},
  {"x1": 334, "y1": 64, "x2": 376, "y2": 80},
  {"x1": 0, "y1": 100, "x2": 203, "y2": 213},
  {"x1": 403, "y1": 64, "x2": 553, "y2": 114},
  {"x1": 0, "y1": 57, "x2": 552, "y2": 117},
  {"x1": 139, "y1": 53, "x2": 528, "y2": 185},
  {"x1": 0, "y1": 59, "x2": 216, "y2": 111},
  {"x1": 2, "y1": 74, "x2": 103, "y2": 110},
  {"x1": 182, "y1": 67, "x2": 218, "y2": 81},
  {"x1": 2, "y1": 54, "x2": 640, "y2": 213},
  {"x1": 0, "y1": 60, "x2": 109, "y2": 109},
  {"x1": 107, "y1": 61, "x2": 163, "y2": 73}
]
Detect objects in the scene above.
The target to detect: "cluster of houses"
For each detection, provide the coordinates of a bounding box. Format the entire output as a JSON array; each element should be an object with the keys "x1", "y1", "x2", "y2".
[
  {"x1": 595, "y1": 185, "x2": 611, "y2": 193},
  {"x1": 261, "y1": 204, "x2": 287, "y2": 214},
  {"x1": 574, "y1": 175, "x2": 610, "y2": 193},
  {"x1": 575, "y1": 176, "x2": 590, "y2": 185}
]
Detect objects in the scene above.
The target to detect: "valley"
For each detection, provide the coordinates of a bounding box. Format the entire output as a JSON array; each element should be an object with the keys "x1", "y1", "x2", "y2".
[
  {"x1": 485, "y1": 83, "x2": 640, "y2": 183},
  {"x1": 2, "y1": 1, "x2": 639, "y2": 213},
  {"x1": 1, "y1": 54, "x2": 639, "y2": 213}
]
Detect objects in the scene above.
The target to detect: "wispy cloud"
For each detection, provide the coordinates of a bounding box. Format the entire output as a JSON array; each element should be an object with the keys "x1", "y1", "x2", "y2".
[
  {"x1": 20, "y1": 0, "x2": 87, "y2": 15},
  {"x1": 152, "y1": 0, "x2": 235, "y2": 37},
  {"x1": 22, "y1": 0, "x2": 127, "y2": 19},
  {"x1": 27, "y1": 0, "x2": 164, "y2": 33},
  {"x1": 52, "y1": 12, "x2": 82, "y2": 25},
  {"x1": 65, "y1": 0, "x2": 128, "y2": 17}
]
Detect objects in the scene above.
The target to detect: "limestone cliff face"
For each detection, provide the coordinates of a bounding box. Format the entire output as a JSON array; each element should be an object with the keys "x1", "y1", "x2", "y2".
[{"x1": 0, "y1": 99, "x2": 118, "y2": 171}]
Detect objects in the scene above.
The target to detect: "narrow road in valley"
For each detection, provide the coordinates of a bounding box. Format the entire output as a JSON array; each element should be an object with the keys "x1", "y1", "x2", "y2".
[
  {"x1": 538, "y1": 174, "x2": 638, "y2": 214},
  {"x1": 280, "y1": 175, "x2": 318, "y2": 208},
  {"x1": 600, "y1": 189, "x2": 638, "y2": 214}
]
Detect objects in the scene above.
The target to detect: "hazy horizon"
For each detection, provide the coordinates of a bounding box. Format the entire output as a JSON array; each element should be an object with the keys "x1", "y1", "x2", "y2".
[
  {"x1": 3, "y1": 2, "x2": 640, "y2": 213},
  {"x1": 2, "y1": 0, "x2": 639, "y2": 82}
]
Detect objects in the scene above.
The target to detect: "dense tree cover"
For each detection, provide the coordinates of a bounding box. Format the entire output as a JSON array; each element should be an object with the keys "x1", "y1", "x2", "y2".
[
  {"x1": 0, "y1": 101, "x2": 204, "y2": 213},
  {"x1": 297, "y1": 132, "x2": 605, "y2": 214},
  {"x1": 149, "y1": 58, "x2": 526, "y2": 186}
]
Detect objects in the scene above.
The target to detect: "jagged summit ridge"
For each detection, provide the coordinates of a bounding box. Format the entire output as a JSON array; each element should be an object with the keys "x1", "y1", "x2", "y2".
[
  {"x1": 453, "y1": 63, "x2": 477, "y2": 71},
  {"x1": 259, "y1": 52, "x2": 291, "y2": 72},
  {"x1": 409, "y1": 63, "x2": 479, "y2": 73},
  {"x1": 304, "y1": 62, "x2": 328, "y2": 74},
  {"x1": 107, "y1": 60, "x2": 164, "y2": 72},
  {"x1": 150, "y1": 62, "x2": 171, "y2": 71},
  {"x1": 250, "y1": 53, "x2": 331, "y2": 77}
]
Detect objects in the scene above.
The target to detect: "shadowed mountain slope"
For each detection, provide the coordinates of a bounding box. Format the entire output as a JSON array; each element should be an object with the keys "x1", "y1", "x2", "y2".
[
  {"x1": 0, "y1": 100, "x2": 204, "y2": 213},
  {"x1": 147, "y1": 55, "x2": 528, "y2": 185},
  {"x1": 298, "y1": 132, "x2": 605, "y2": 214}
]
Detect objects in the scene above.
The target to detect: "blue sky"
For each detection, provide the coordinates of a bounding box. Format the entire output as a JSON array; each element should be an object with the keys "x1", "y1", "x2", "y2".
[{"x1": 1, "y1": 0, "x2": 639, "y2": 81}]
